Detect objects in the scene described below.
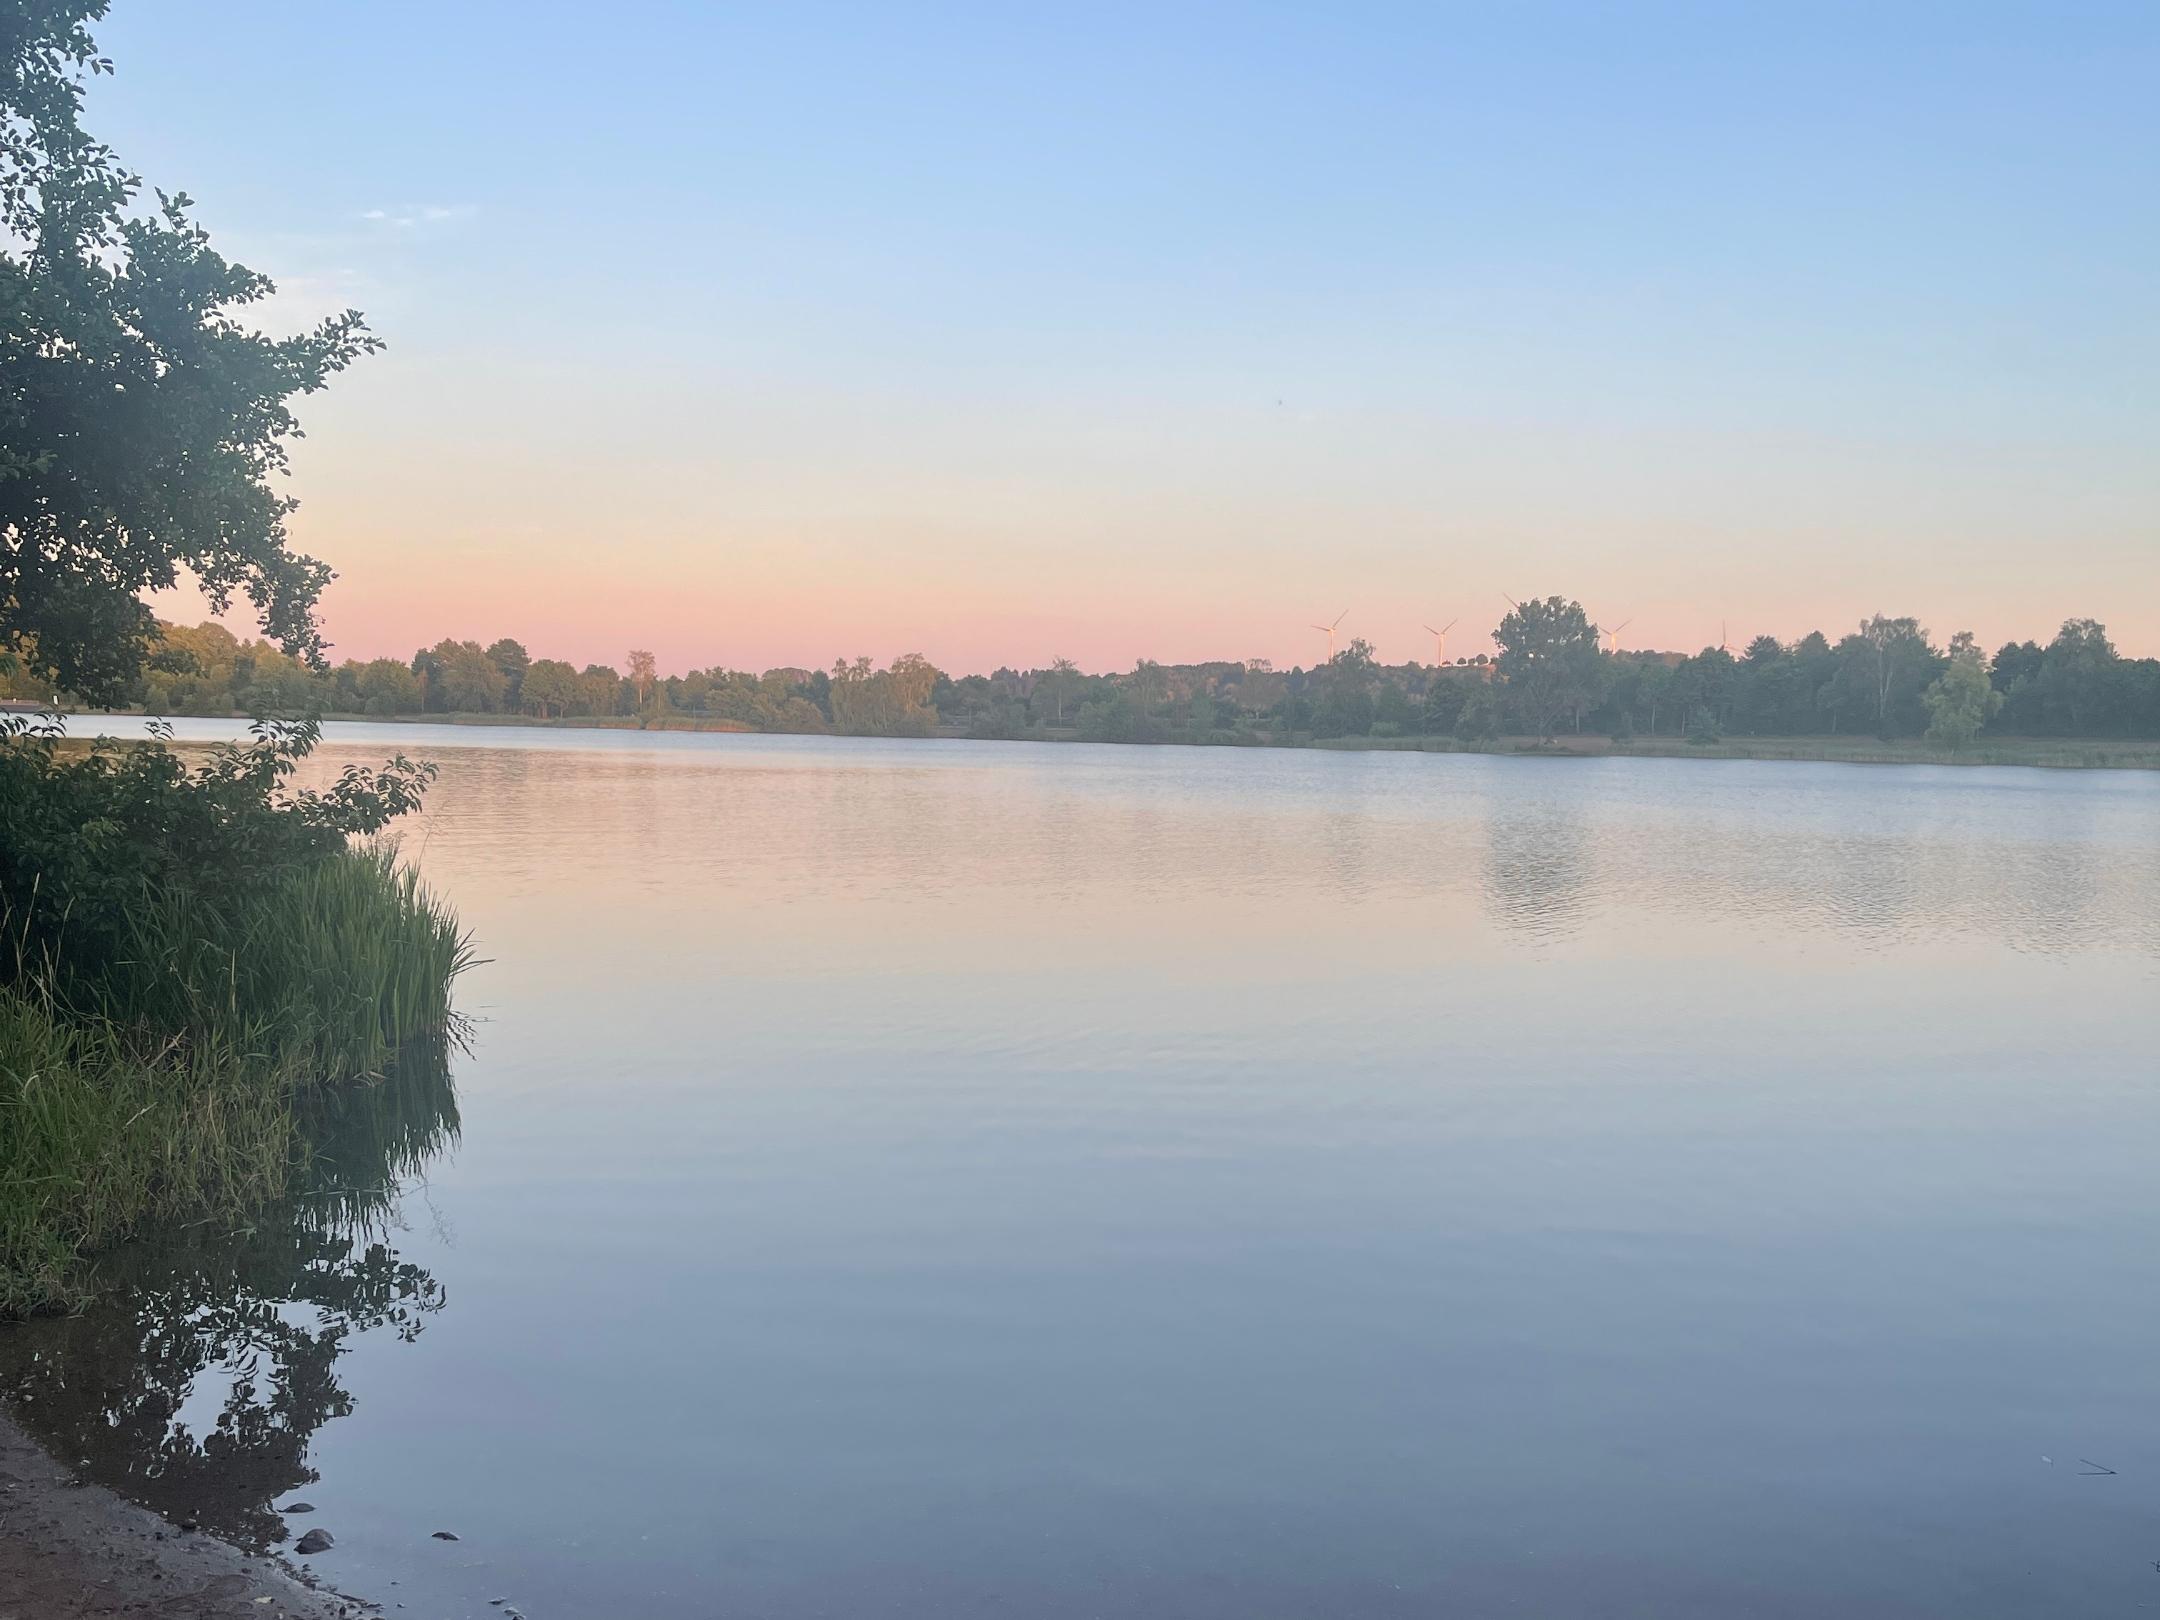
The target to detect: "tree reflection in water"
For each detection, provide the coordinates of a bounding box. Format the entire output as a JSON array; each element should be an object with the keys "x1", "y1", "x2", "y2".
[{"x1": 0, "y1": 1049, "x2": 458, "y2": 1551}]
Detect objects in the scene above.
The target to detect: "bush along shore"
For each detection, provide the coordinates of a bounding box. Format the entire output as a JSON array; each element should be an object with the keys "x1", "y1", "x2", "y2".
[{"x1": 0, "y1": 716, "x2": 470, "y2": 1317}]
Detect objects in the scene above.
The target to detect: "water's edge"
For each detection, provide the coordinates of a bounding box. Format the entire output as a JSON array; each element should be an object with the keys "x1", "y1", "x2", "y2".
[
  {"x1": 26, "y1": 707, "x2": 2157, "y2": 771},
  {"x1": 0, "y1": 1403, "x2": 373, "y2": 1619}
]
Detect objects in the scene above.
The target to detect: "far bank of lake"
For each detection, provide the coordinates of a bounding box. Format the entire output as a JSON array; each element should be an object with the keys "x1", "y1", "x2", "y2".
[{"x1": 30, "y1": 705, "x2": 2160, "y2": 771}]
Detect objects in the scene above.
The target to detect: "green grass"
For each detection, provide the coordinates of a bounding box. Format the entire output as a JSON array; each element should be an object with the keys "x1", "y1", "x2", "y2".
[
  {"x1": 0, "y1": 843, "x2": 472, "y2": 1317},
  {"x1": 84, "y1": 841, "x2": 476, "y2": 1087},
  {"x1": 1293, "y1": 732, "x2": 2160, "y2": 768},
  {"x1": 0, "y1": 986, "x2": 292, "y2": 1315}
]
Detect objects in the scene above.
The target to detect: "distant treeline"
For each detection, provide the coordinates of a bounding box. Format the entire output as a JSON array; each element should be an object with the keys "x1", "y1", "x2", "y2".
[{"x1": 10, "y1": 604, "x2": 2158, "y2": 747}]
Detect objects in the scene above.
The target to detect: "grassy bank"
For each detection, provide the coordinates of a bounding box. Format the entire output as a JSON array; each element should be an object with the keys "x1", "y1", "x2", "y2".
[
  {"x1": 0, "y1": 843, "x2": 470, "y2": 1317},
  {"x1": 1298, "y1": 732, "x2": 2160, "y2": 770},
  {"x1": 366, "y1": 717, "x2": 2158, "y2": 769},
  {"x1": 0, "y1": 989, "x2": 291, "y2": 1315},
  {"x1": 54, "y1": 707, "x2": 2160, "y2": 769}
]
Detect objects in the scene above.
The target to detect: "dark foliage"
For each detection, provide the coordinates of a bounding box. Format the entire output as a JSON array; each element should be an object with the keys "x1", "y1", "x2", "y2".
[
  {"x1": 0, "y1": 714, "x2": 433, "y2": 995},
  {"x1": 1, "y1": 0, "x2": 376, "y2": 701}
]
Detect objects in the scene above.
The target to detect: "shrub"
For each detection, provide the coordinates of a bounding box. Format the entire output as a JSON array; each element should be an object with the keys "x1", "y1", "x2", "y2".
[
  {"x1": 0, "y1": 717, "x2": 437, "y2": 1036},
  {"x1": 0, "y1": 717, "x2": 470, "y2": 1312}
]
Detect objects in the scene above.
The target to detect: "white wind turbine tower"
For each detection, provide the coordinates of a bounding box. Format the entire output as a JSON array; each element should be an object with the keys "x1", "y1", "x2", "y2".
[
  {"x1": 1597, "y1": 618, "x2": 1632, "y2": 655},
  {"x1": 1310, "y1": 609, "x2": 1347, "y2": 663},
  {"x1": 1719, "y1": 620, "x2": 1735, "y2": 656},
  {"x1": 1423, "y1": 617, "x2": 1458, "y2": 666}
]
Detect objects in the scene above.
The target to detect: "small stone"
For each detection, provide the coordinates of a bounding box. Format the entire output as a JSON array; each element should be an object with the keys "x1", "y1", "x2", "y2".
[
  {"x1": 284, "y1": 1501, "x2": 316, "y2": 1513},
  {"x1": 294, "y1": 1528, "x2": 335, "y2": 1555},
  {"x1": 430, "y1": 1530, "x2": 460, "y2": 1541}
]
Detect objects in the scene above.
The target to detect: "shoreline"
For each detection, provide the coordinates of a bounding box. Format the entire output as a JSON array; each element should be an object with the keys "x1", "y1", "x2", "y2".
[
  {"x1": 38, "y1": 708, "x2": 2160, "y2": 771},
  {"x1": 0, "y1": 1404, "x2": 373, "y2": 1619}
]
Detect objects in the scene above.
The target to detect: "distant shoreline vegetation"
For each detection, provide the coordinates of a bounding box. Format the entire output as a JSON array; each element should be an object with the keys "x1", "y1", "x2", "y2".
[
  {"x1": 13, "y1": 605, "x2": 2158, "y2": 762},
  {"x1": 44, "y1": 711, "x2": 2157, "y2": 772}
]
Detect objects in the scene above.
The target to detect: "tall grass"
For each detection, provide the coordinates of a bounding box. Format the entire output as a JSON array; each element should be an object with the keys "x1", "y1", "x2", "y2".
[
  {"x1": 0, "y1": 986, "x2": 292, "y2": 1315},
  {"x1": 0, "y1": 842, "x2": 472, "y2": 1316},
  {"x1": 107, "y1": 841, "x2": 476, "y2": 1085}
]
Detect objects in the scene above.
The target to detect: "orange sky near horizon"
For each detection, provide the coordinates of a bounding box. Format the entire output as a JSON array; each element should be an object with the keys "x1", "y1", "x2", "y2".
[{"x1": 150, "y1": 353, "x2": 2158, "y2": 677}]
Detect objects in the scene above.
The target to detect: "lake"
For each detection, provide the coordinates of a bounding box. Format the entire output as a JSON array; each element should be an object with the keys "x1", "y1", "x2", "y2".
[{"x1": 9, "y1": 722, "x2": 2160, "y2": 1618}]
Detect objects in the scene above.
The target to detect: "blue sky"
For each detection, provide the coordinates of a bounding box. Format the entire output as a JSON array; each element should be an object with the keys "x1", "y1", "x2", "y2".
[{"x1": 103, "y1": 2, "x2": 2159, "y2": 669}]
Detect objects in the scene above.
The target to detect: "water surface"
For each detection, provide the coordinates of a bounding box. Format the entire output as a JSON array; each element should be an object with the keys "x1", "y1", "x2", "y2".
[{"x1": 11, "y1": 723, "x2": 2160, "y2": 1618}]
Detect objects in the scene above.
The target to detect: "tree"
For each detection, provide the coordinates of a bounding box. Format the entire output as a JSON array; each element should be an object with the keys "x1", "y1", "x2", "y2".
[
  {"x1": 1632, "y1": 660, "x2": 1676, "y2": 734},
  {"x1": 0, "y1": 2, "x2": 378, "y2": 702},
  {"x1": 627, "y1": 648, "x2": 657, "y2": 709},
  {"x1": 351, "y1": 657, "x2": 420, "y2": 717},
  {"x1": 1372, "y1": 680, "x2": 1417, "y2": 734},
  {"x1": 1493, "y1": 596, "x2": 1604, "y2": 742},
  {"x1": 1924, "y1": 631, "x2": 2003, "y2": 750},
  {"x1": 1312, "y1": 637, "x2": 1378, "y2": 737},
  {"x1": 1841, "y1": 615, "x2": 1939, "y2": 738},
  {"x1": 828, "y1": 654, "x2": 940, "y2": 736},
  {"x1": 1453, "y1": 686, "x2": 1502, "y2": 743},
  {"x1": 1234, "y1": 659, "x2": 1282, "y2": 719},
  {"x1": 519, "y1": 658, "x2": 579, "y2": 719},
  {"x1": 1991, "y1": 639, "x2": 2044, "y2": 696},
  {"x1": 888, "y1": 652, "x2": 938, "y2": 719},
  {"x1": 486, "y1": 638, "x2": 530, "y2": 709},
  {"x1": 1129, "y1": 659, "x2": 1164, "y2": 718},
  {"x1": 2026, "y1": 618, "x2": 2117, "y2": 734},
  {"x1": 1793, "y1": 631, "x2": 1837, "y2": 732},
  {"x1": 579, "y1": 664, "x2": 623, "y2": 716},
  {"x1": 1041, "y1": 657, "x2": 1079, "y2": 725},
  {"x1": 425, "y1": 639, "x2": 504, "y2": 712},
  {"x1": 1673, "y1": 647, "x2": 1739, "y2": 732}
]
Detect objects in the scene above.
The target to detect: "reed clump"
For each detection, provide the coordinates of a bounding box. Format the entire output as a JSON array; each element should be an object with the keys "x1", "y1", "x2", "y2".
[{"x1": 0, "y1": 718, "x2": 471, "y2": 1314}]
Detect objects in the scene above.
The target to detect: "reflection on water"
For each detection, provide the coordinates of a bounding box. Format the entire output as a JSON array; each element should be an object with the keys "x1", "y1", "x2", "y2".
[
  {"x1": 0, "y1": 1050, "x2": 457, "y2": 1551},
  {"x1": 1482, "y1": 791, "x2": 1595, "y2": 944},
  {"x1": 12, "y1": 723, "x2": 2160, "y2": 1619}
]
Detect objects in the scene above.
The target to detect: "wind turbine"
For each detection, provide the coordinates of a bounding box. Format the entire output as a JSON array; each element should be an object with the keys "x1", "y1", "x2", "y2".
[
  {"x1": 1422, "y1": 618, "x2": 1458, "y2": 666},
  {"x1": 1719, "y1": 620, "x2": 1734, "y2": 657},
  {"x1": 1597, "y1": 618, "x2": 1632, "y2": 655},
  {"x1": 1310, "y1": 609, "x2": 1347, "y2": 662}
]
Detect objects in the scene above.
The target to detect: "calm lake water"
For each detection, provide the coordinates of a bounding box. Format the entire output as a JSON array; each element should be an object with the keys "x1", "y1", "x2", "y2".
[{"x1": 11, "y1": 722, "x2": 2160, "y2": 1618}]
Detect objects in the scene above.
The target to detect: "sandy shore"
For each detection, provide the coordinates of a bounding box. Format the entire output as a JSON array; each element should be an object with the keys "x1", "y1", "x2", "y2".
[{"x1": 0, "y1": 1408, "x2": 372, "y2": 1620}]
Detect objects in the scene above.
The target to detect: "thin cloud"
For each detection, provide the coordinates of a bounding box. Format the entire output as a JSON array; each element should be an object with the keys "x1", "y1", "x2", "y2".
[{"x1": 358, "y1": 203, "x2": 477, "y2": 230}]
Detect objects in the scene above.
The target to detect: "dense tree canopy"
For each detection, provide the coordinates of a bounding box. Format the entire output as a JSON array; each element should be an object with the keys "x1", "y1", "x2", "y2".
[
  {"x1": 0, "y1": 0, "x2": 374, "y2": 702},
  {"x1": 1923, "y1": 632, "x2": 2001, "y2": 749},
  {"x1": 20, "y1": 604, "x2": 2156, "y2": 750},
  {"x1": 1494, "y1": 597, "x2": 1604, "y2": 741}
]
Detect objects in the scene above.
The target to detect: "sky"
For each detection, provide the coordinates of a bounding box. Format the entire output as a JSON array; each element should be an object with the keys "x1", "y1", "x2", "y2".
[{"x1": 101, "y1": 1, "x2": 2158, "y2": 673}]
